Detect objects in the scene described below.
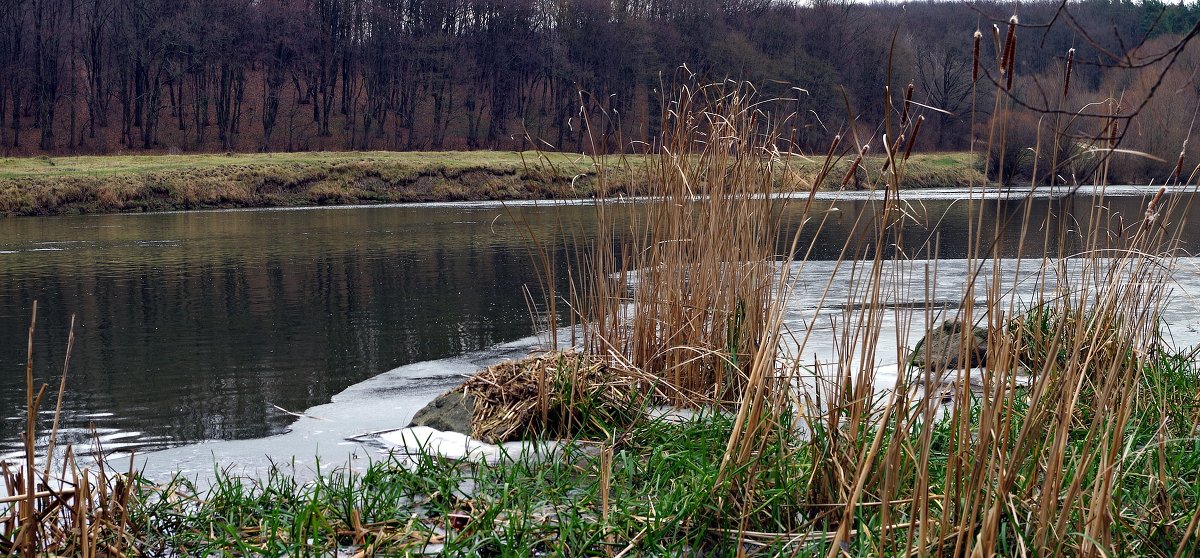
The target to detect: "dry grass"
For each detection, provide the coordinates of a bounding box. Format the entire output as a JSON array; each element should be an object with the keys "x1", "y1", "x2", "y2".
[
  {"x1": 460, "y1": 351, "x2": 666, "y2": 443},
  {"x1": 0, "y1": 151, "x2": 635, "y2": 215},
  {"x1": 0, "y1": 304, "x2": 147, "y2": 557},
  {"x1": 566, "y1": 81, "x2": 806, "y2": 406},
  {"x1": 672, "y1": 22, "x2": 1199, "y2": 557},
  {"x1": 3, "y1": 15, "x2": 1197, "y2": 555},
  {"x1": 0, "y1": 149, "x2": 987, "y2": 216}
]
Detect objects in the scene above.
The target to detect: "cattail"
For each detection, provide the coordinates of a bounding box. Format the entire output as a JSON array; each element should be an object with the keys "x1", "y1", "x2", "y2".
[
  {"x1": 1145, "y1": 185, "x2": 1167, "y2": 224},
  {"x1": 841, "y1": 158, "x2": 861, "y2": 187},
  {"x1": 901, "y1": 83, "x2": 914, "y2": 127},
  {"x1": 814, "y1": 135, "x2": 843, "y2": 188},
  {"x1": 826, "y1": 134, "x2": 842, "y2": 160},
  {"x1": 1006, "y1": 55, "x2": 1016, "y2": 90},
  {"x1": 1063, "y1": 48, "x2": 1076, "y2": 98},
  {"x1": 973, "y1": 30, "x2": 982, "y2": 82},
  {"x1": 903, "y1": 115, "x2": 925, "y2": 161},
  {"x1": 841, "y1": 145, "x2": 868, "y2": 188},
  {"x1": 882, "y1": 134, "x2": 903, "y2": 172},
  {"x1": 1002, "y1": 16, "x2": 1018, "y2": 90},
  {"x1": 1001, "y1": 16, "x2": 1017, "y2": 69}
]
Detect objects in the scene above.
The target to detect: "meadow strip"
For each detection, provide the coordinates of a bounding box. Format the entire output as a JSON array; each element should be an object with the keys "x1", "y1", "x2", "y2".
[{"x1": 0, "y1": 150, "x2": 986, "y2": 216}]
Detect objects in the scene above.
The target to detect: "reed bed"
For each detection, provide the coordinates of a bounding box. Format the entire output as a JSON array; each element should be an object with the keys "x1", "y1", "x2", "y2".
[
  {"x1": 528, "y1": 36, "x2": 1200, "y2": 556},
  {"x1": 572, "y1": 79, "x2": 804, "y2": 406}
]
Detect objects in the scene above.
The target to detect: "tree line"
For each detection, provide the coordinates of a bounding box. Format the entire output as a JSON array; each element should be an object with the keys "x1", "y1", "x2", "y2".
[{"x1": 2, "y1": 0, "x2": 1198, "y2": 181}]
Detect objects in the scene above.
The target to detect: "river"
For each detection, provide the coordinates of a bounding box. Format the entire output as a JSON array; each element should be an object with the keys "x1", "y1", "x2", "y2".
[{"x1": 1, "y1": 186, "x2": 1197, "y2": 478}]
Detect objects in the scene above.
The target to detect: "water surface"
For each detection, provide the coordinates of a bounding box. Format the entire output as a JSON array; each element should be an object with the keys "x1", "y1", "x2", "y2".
[{"x1": 1, "y1": 186, "x2": 1195, "y2": 458}]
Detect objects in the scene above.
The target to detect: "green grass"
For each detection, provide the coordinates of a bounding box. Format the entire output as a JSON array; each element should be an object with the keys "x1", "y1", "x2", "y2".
[
  {"x1": 805, "y1": 151, "x2": 989, "y2": 190},
  {"x1": 134, "y1": 413, "x2": 748, "y2": 555},
  {"x1": 129, "y1": 410, "x2": 835, "y2": 556},
  {"x1": 115, "y1": 320, "x2": 1196, "y2": 556}
]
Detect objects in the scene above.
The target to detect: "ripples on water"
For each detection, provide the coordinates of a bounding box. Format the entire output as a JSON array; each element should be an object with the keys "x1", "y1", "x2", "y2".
[
  {"x1": 0, "y1": 204, "x2": 582, "y2": 456},
  {"x1": 1, "y1": 190, "x2": 1196, "y2": 457}
]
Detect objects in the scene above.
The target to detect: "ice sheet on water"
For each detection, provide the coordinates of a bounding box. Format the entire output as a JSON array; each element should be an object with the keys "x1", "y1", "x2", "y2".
[{"x1": 136, "y1": 256, "x2": 1200, "y2": 482}]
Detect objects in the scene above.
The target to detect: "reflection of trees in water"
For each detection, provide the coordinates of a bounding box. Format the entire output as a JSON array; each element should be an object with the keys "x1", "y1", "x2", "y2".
[{"x1": 0, "y1": 206, "x2": 587, "y2": 445}]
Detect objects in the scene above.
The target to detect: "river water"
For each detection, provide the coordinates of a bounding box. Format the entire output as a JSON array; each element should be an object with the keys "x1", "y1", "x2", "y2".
[{"x1": 1, "y1": 186, "x2": 1198, "y2": 477}]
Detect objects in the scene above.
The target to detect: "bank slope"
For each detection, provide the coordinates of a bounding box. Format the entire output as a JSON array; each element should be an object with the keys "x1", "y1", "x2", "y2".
[{"x1": 0, "y1": 151, "x2": 987, "y2": 216}]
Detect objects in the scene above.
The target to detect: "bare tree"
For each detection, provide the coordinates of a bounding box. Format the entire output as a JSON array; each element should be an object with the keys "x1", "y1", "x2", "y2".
[{"x1": 916, "y1": 44, "x2": 973, "y2": 149}]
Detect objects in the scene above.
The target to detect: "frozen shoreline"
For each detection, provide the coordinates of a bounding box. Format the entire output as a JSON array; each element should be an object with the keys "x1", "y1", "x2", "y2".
[{"x1": 137, "y1": 256, "x2": 1200, "y2": 483}]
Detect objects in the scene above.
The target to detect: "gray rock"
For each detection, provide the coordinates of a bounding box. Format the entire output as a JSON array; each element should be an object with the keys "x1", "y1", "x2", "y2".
[
  {"x1": 408, "y1": 388, "x2": 476, "y2": 435},
  {"x1": 910, "y1": 320, "x2": 988, "y2": 372}
]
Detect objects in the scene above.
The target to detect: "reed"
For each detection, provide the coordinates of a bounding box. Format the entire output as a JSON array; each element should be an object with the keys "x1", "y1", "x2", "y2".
[
  {"x1": 671, "y1": 17, "x2": 1200, "y2": 558},
  {"x1": 572, "y1": 78, "x2": 804, "y2": 406},
  {"x1": 0, "y1": 305, "x2": 151, "y2": 556}
]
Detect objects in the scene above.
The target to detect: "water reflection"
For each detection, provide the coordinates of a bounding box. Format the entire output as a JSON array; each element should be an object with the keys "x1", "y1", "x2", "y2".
[
  {"x1": 0, "y1": 191, "x2": 1190, "y2": 453},
  {"x1": 0, "y1": 204, "x2": 582, "y2": 452}
]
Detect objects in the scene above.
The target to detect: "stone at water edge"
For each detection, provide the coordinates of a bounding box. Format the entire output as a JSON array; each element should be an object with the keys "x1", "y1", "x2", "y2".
[
  {"x1": 910, "y1": 320, "x2": 988, "y2": 372},
  {"x1": 408, "y1": 388, "x2": 475, "y2": 435}
]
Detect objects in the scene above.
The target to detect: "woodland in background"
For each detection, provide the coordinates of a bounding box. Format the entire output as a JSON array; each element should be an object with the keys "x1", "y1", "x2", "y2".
[{"x1": 2, "y1": 0, "x2": 1199, "y2": 183}]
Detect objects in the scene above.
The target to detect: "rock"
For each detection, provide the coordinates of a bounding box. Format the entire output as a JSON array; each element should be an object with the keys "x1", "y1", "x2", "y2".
[
  {"x1": 910, "y1": 320, "x2": 988, "y2": 372},
  {"x1": 408, "y1": 388, "x2": 476, "y2": 435}
]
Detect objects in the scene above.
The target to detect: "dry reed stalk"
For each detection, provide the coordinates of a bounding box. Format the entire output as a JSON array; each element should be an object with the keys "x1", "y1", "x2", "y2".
[
  {"x1": 571, "y1": 78, "x2": 793, "y2": 405},
  {"x1": 681, "y1": 19, "x2": 1197, "y2": 555},
  {"x1": 20, "y1": 302, "x2": 38, "y2": 558},
  {"x1": 1, "y1": 305, "x2": 142, "y2": 556}
]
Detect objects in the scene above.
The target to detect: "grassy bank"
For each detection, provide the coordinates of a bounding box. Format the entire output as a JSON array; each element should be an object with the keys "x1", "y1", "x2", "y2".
[
  {"x1": 0, "y1": 150, "x2": 987, "y2": 216},
  {"x1": 0, "y1": 151, "x2": 615, "y2": 216}
]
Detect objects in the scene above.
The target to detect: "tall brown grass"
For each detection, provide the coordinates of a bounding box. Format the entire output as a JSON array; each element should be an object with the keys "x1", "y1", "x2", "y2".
[
  {"x1": 2, "y1": 304, "x2": 143, "y2": 556},
  {"x1": 570, "y1": 80, "x2": 806, "y2": 406},
  {"x1": 560, "y1": 22, "x2": 1200, "y2": 555}
]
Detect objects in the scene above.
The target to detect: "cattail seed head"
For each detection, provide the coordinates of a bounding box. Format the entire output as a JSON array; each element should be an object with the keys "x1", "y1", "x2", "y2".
[
  {"x1": 881, "y1": 134, "x2": 902, "y2": 172},
  {"x1": 1172, "y1": 144, "x2": 1186, "y2": 182},
  {"x1": 825, "y1": 135, "x2": 842, "y2": 160},
  {"x1": 1146, "y1": 186, "x2": 1167, "y2": 219},
  {"x1": 1063, "y1": 48, "x2": 1075, "y2": 99},
  {"x1": 904, "y1": 115, "x2": 924, "y2": 161},
  {"x1": 973, "y1": 30, "x2": 982, "y2": 82},
  {"x1": 841, "y1": 153, "x2": 864, "y2": 188},
  {"x1": 1001, "y1": 16, "x2": 1018, "y2": 75},
  {"x1": 1006, "y1": 50, "x2": 1016, "y2": 90}
]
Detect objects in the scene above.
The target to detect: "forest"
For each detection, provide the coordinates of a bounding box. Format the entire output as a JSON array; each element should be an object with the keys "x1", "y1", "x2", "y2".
[{"x1": 2, "y1": 0, "x2": 1198, "y2": 183}]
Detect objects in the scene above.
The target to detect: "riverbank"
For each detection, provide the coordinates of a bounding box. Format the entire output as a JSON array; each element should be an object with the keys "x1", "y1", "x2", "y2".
[{"x1": 0, "y1": 151, "x2": 986, "y2": 216}]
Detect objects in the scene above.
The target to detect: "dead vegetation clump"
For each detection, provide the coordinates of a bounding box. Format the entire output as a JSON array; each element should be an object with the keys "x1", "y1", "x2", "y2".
[{"x1": 460, "y1": 351, "x2": 668, "y2": 443}]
